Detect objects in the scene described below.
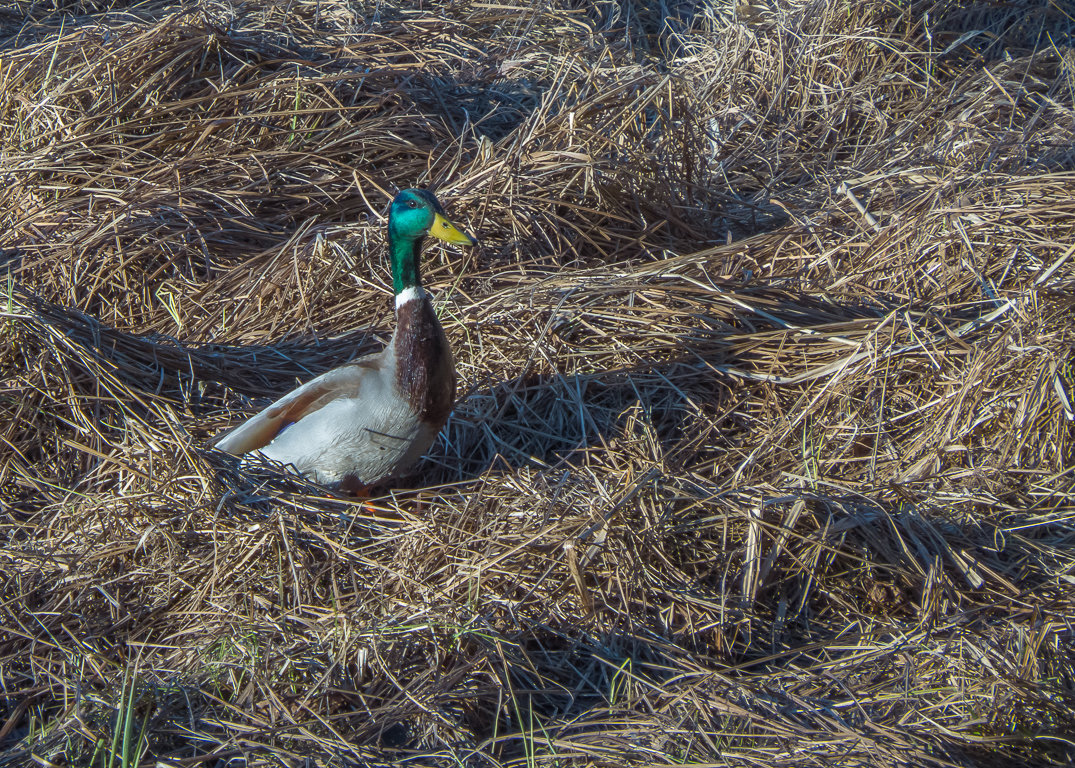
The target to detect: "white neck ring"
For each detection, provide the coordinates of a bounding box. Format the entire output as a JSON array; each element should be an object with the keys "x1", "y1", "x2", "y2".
[{"x1": 395, "y1": 285, "x2": 426, "y2": 309}]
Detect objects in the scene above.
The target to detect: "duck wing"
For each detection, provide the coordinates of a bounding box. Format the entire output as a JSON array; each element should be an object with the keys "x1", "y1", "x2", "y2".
[{"x1": 214, "y1": 355, "x2": 383, "y2": 455}]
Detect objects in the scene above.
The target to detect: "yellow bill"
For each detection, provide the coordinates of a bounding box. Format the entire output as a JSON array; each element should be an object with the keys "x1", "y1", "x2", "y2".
[{"x1": 430, "y1": 212, "x2": 477, "y2": 246}]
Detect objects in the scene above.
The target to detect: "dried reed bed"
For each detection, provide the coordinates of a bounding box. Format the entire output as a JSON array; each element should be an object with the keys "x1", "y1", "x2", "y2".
[{"x1": 2, "y1": 1, "x2": 1074, "y2": 766}]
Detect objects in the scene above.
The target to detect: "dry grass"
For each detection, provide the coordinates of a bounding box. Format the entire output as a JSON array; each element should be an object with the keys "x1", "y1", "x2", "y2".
[{"x1": 2, "y1": 1, "x2": 1074, "y2": 766}]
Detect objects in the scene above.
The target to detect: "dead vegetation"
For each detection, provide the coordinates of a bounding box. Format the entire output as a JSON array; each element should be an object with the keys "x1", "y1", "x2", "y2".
[{"x1": 1, "y1": 0, "x2": 1074, "y2": 766}]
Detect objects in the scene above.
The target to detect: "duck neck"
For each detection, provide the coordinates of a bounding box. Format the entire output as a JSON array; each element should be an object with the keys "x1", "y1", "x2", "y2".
[{"x1": 390, "y1": 233, "x2": 424, "y2": 297}]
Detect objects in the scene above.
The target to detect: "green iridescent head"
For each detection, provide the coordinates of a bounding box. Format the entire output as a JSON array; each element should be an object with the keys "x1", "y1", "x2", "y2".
[{"x1": 387, "y1": 188, "x2": 476, "y2": 294}]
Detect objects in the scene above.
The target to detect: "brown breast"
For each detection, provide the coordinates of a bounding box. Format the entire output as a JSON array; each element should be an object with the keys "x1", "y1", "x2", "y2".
[{"x1": 393, "y1": 296, "x2": 457, "y2": 428}]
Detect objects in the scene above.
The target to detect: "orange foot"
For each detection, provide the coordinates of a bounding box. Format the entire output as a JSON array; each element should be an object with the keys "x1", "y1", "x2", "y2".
[
  {"x1": 339, "y1": 475, "x2": 376, "y2": 513},
  {"x1": 353, "y1": 486, "x2": 378, "y2": 515}
]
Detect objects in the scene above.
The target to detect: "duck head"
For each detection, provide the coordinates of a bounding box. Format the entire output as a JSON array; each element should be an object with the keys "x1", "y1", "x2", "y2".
[{"x1": 386, "y1": 188, "x2": 476, "y2": 295}]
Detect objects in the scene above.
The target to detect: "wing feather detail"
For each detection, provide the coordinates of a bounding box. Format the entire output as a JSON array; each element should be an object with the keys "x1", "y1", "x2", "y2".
[{"x1": 214, "y1": 358, "x2": 379, "y2": 455}]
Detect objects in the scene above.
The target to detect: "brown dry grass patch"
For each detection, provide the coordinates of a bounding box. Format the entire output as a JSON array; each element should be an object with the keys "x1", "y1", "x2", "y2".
[{"x1": 2, "y1": 1, "x2": 1074, "y2": 766}]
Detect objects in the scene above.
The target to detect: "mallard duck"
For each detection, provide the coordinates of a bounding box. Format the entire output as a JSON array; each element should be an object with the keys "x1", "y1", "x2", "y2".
[{"x1": 214, "y1": 188, "x2": 477, "y2": 493}]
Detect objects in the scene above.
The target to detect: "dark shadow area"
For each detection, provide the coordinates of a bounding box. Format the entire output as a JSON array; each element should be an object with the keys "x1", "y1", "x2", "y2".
[
  {"x1": 419, "y1": 361, "x2": 737, "y2": 487},
  {"x1": 8, "y1": 283, "x2": 383, "y2": 404},
  {"x1": 0, "y1": 1, "x2": 192, "y2": 47},
  {"x1": 417, "y1": 77, "x2": 544, "y2": 145},
  {"x1": 931, "y1": 0, "x2": 1075, "y2": 62}
]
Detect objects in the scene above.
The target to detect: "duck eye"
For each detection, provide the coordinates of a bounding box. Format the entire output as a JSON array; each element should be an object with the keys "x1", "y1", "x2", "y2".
[{"x1": 407, "y1": 200, "x2": 417, "y2": 209}]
